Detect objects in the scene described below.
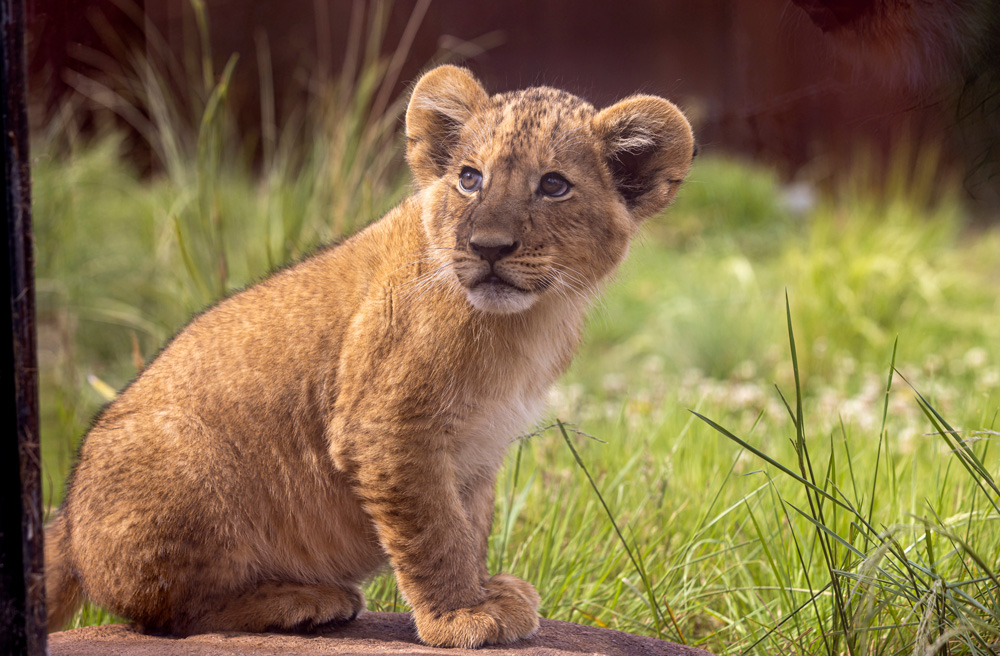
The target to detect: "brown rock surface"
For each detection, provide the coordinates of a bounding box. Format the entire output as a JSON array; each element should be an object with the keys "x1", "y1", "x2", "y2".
[{"x1": 50, "y1": 612, "x2": 714, "y2": 656}]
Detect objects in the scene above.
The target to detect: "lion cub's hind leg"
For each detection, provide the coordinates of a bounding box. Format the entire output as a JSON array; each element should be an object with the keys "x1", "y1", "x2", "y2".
[{"x1": 171, "y1": 581, "x2": 366, "y2": 635}]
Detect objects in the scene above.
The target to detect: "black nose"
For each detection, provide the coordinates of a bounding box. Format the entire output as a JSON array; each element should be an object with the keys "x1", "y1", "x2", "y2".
[{"x1": 469, "y1": 238, "x2": 519, "y2": 265}]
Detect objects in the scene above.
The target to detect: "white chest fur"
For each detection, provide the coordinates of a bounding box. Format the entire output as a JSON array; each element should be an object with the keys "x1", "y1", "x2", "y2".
[{"x1": 449, "y1": 298, "x2": 584, "y2": 481}]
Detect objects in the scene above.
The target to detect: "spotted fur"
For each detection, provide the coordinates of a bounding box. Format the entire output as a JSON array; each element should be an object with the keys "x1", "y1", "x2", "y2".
[{"x1": 45, "y1": 66, "x2": 694, "y2": 648}]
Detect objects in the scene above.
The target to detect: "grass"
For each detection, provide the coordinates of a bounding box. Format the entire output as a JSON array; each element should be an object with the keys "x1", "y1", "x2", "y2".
[{"x1": 31, "y1": 6, "x2": 1000, "y2": 653}]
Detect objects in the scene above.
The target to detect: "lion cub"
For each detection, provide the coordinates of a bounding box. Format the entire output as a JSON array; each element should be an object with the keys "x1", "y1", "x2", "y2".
[{"x1": 45, "y1": 65, "x2": 694, "y2": 648}]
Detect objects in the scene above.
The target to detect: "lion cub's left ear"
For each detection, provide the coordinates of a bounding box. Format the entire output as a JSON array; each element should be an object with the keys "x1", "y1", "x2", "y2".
[{"x1": 593, "y1": 96, "x2": 695, "y2": 221}]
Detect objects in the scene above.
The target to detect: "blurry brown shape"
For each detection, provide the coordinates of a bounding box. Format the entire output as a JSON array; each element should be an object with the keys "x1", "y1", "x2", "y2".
[
  {"x1": 788, "y1": 0, "x2": 1000, "y2": 204},
  {"x1": 790, "y1": 0, "x2": 872, "y2": 32}
]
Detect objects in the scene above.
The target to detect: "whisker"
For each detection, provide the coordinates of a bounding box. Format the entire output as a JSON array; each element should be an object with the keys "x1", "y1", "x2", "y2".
[{"x1": 548, "y1": 262, "x2": 598, "y2": 311}]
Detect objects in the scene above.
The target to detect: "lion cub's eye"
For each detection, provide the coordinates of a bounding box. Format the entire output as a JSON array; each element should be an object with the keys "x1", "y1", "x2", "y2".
[
  {"x1": 539, "y1": 172, "x2": 571, "y2": 198},
  {"x1": 459, "y1": 167, "x2": 483, "y2": 193}
]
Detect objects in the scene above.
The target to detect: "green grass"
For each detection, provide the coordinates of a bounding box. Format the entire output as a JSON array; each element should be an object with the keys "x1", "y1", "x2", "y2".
[{"x1": 31, "y1": 8, "x2": 1000, "y2": 651}]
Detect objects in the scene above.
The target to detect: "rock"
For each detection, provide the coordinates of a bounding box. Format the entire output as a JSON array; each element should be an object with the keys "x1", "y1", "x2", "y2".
[{"x1": 49, "y1": 611, "x2": 715, "y2": 655}]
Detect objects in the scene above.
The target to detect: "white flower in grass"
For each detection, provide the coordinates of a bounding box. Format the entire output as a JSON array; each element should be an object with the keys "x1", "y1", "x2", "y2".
[{"x1": 964, "y1": 347, "x2": 988, "y2": 370}]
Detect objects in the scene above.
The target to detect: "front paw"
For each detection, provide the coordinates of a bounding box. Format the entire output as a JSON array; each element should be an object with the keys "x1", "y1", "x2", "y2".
[
  {"x1": 484, "y1": 573, "x2": 541, "y2": 610},
  {"x1": 414, "y1": 574, "x2": 540, "y2": 648}
]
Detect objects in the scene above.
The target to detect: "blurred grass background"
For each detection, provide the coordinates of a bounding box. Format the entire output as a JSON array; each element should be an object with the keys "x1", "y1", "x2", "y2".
[{"x1": 32, "y1": 2, "x2": 1000, "y2": 654}]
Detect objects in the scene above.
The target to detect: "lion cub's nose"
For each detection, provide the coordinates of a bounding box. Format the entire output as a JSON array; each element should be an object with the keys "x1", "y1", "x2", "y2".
[{"x1": 469, "y1": 235, "x2": 519, "y2": 265}]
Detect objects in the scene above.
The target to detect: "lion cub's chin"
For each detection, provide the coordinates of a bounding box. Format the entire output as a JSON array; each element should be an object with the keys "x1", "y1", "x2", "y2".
[{"x1": 466, "y1": 281, "x2": 539, "y2": 315}]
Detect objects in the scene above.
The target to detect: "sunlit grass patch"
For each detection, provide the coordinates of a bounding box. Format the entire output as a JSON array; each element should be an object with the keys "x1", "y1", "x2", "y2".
[{"x1": 692, "y1": 304, "x2": 1000, "y2": 654}]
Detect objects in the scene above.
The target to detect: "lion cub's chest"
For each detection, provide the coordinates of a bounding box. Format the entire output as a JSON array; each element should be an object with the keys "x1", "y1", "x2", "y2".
[
  {"x1": 447, "y1": 308, "x2": 578, "y2": 478},
  {"x1": 450, "y1": 382, "x2": 547, "y2": 480}
]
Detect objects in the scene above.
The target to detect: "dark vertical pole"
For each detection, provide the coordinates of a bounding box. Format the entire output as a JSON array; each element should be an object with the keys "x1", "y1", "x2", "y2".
[{"x1": 1, "y1": 0, "x2": 45, "y2": 651}]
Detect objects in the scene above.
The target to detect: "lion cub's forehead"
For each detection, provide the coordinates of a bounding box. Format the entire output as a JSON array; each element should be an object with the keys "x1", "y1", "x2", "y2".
[{"x1": 468, "y1": 86, "x2": 597, "y2": 168}]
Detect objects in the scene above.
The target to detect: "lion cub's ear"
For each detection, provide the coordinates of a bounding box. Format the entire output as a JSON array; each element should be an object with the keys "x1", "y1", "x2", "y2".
[
  {"x1": 406, "y1": 65, "x2": 489, "y2": 189},
  {"x1": 593, "y1": 96, "x2": 695, "y2": 221}
]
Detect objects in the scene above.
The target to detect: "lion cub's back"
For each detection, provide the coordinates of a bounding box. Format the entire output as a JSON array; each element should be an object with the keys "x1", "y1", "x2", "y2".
[{"x1": 63, "y1": 216, "x2": 412, "y2": 603}]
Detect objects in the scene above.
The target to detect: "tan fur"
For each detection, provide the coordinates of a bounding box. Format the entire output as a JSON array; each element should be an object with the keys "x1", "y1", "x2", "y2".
[{"x1": 45, "y1": 66, "x2": 694, "y2": 648}]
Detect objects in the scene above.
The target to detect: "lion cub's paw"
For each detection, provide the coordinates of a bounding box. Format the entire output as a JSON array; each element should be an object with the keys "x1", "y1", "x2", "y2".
[
  {"x1": 284, "y1": 584, "x2": 367, "y2": 632},
  {"x1": 414, "y1": 574, "x2": 540, "y2": 648},
  {"x1": 486, "y1": 573, "x2": 542, "y2": 610},
  {"x1": 202, "y1": 582, "x2": 366, "y2": 634}
]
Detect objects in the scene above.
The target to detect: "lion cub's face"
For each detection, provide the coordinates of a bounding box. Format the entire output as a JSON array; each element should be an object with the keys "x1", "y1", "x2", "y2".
[{"x1": 406, "y1": 67, "x2": 694, "y2": 315}]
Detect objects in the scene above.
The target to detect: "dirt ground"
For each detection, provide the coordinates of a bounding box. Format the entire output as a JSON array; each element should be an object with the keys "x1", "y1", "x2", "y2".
[{"x1": 49, "y1": 611, "x2": 715, "y2": 656}]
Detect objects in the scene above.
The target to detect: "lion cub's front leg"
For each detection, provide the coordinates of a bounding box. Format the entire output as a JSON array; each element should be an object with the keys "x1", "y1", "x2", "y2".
[{"x1": 350, "y1": 436, "x2": 539, "y2": 648}]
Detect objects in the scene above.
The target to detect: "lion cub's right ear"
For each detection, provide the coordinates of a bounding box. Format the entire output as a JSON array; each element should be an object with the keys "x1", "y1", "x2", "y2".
[{"x1": 406, "y1": 65, "x2": 489, "y2": 189}]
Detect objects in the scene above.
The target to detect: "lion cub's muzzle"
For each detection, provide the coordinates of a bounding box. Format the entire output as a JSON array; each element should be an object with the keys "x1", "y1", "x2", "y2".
[
  {"x1": 468, "y1": 232, "x2": 526, "y2": 288},
  {"x1": 454, "y1": 226, "x2": 544, "y2": 315}
]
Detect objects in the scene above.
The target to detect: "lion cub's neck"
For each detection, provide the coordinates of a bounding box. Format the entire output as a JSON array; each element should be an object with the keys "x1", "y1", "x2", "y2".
[{"x1": 433, "y1": 299, "x2": 586, "y2": 478}]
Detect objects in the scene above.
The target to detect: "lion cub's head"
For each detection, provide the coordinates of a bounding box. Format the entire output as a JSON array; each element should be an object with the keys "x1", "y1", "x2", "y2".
[{"x1": 406, "y1": 66, "x2": 694, "y2": 315}]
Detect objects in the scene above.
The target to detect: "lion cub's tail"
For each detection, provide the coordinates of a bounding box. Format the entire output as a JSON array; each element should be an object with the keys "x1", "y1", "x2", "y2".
[{"x1": 45, "y1": 511, "x2": 84, "y2": 632}]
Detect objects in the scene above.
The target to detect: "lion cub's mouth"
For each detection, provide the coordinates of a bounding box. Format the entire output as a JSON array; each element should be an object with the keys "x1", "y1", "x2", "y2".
[
  {"x1": 476, "y1": 272, "x2": 529, "y2": 292},
  {"x1": 465, "y1": 271, "x2": 538, "y2": 315}
]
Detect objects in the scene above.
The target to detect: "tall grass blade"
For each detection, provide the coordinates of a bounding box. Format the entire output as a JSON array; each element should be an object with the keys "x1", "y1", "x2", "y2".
[
  {"x1": 692, "y1": 411, "x2": 853, "y2": 514},
  {"x1": 898, "y1": 372, "x2": 1000, "y2": 516},
  {"x1": 556, "y1": 419, "x2": 685, "y2": 643}
]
